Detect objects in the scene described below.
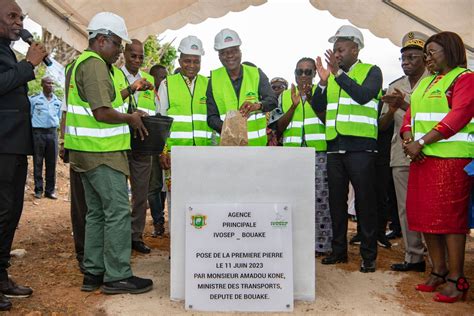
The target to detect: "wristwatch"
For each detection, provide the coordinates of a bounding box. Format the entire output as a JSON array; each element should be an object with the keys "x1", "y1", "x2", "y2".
[{"x1": 417, "y1": 138, "x2": 425, "y2": 147}]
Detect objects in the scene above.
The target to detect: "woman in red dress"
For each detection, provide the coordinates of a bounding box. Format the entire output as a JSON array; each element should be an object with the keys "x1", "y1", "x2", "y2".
[{"x1": 401, "y1": 31, "x2": 473, "y2": 303}]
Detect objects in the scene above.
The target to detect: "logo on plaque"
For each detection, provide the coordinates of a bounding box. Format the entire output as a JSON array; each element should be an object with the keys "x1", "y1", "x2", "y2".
[
  {"x1": 191, "y1": 214, "x2": 207, "y2": 229},
  {"x1": 270, "y1": 211, "x2": 288, "y2": 228}
]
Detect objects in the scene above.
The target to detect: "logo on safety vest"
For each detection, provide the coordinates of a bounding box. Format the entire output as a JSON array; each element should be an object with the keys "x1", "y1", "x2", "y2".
[
  {"x1": 191, "y1": 214, "x2": 207, "y2": 229},
  {"x1": 199, "y1": 96, "x2": 207, "y2": 104},
  {"x1": 245, "y1": 92, "x2": 257, "y2": 102},
  {"x1": 428, "y1": 89, "x2": 442, "y2": 98}
]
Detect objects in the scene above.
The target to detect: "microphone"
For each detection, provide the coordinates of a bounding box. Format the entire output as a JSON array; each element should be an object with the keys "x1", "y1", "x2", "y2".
[{"x1": 19, "y1": 29, "x2": 52, "y2": 67}]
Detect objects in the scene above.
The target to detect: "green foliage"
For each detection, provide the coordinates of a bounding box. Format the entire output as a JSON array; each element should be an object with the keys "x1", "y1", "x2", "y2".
[
  {"x1": 143, "y1": 35, "x2": 177, "y2": 72},
  {"x1": 27, "y1": 64, "x2": 64, "y2": 99}
]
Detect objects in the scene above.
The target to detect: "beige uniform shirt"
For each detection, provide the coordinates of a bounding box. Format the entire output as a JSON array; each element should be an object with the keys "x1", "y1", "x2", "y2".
[{"x1": 380, "y1": 70, "x2": 430, "y2": 167}]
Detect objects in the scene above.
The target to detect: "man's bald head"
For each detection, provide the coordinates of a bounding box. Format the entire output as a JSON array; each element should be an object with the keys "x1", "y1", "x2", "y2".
[
  {"x1": 124, "y1": 39, "x2": 144, "y2": 75},
  {"x1": 0, "y1": 0, "x2": 24, "y2": 41},
  {"x1": 125, "y1": 39, "x2": 143, "y2": 52}
]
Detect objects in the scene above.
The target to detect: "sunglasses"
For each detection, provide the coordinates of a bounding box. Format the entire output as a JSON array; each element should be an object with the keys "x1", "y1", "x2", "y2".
[
  {"x1": 271, "y1": 84, "x2": 286, "y2": 90},
  {"x1": 398, "y1": 54, "x2": 424, "y2": 62},
  {"x1": 294, "y1": 68, "x2": 314, "y2": 76}
]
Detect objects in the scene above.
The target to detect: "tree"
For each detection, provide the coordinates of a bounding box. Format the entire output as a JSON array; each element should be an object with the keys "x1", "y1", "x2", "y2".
[
  {"x1": 114, "y1": 35, "x2": 177, "y2": 73},
  {"x1": 143, "y1": 35, "x2": 177, "y2": 72}
]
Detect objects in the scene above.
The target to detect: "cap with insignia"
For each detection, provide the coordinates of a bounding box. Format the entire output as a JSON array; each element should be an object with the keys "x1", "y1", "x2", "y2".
[{"x1": 401, "y1": 31, "x2": 429, "y2": 52}]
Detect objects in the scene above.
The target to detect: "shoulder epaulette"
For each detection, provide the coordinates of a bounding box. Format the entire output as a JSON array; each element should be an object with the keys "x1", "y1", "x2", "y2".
[{"x1": 388, "y1": 76, "x2": 405, "y2": 86}]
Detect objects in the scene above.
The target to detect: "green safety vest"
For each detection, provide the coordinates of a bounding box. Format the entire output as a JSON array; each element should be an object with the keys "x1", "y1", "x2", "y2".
[
  {"x1": 281, "y1": 85, "x2": 327, "y2": 151},
  {"x1": 411, "y1": 66, "x2": 473, "y2": 158},
  {"x1": 166, "y1": 73, "x2": 212, "y2": 149},
  {"x1": 64, "y1": 50, "x2": 130, "y2": 152},
  {"x1": 325, "y1": 63, "x2": 380, "y2": 140},
  {"x1": 114, "y1": 69, "x2": 156, "y2": 115},
  {"x1": 210, "y1": 64, "x2": 267, "y2": 146}
]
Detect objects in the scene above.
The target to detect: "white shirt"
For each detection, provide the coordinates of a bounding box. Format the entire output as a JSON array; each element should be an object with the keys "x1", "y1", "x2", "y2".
[
  {"x1": 156, "y1": 74, "x2": 197, "y2": 116},
  {"x1": 121, "y1": 66, "x2": 141, "y2": 105}
]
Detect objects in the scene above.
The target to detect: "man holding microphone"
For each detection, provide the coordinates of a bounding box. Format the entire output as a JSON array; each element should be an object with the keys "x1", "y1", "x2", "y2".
[{"x1": 0, "y1": 0, "x2": 49, "y2": 311}]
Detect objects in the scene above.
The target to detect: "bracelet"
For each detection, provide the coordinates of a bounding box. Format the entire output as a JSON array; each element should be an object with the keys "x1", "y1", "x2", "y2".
[
  {"x1": 402, "y1": 138, "x2": 413, "y2": 144},
  {"x1": 127, "y1": 85, "x2": 135, "y2": 95}
]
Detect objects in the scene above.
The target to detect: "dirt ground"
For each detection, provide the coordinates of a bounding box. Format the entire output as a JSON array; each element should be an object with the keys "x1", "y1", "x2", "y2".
[{"x1": 3, "y1": 159, "x2": 474, "y2": 315}]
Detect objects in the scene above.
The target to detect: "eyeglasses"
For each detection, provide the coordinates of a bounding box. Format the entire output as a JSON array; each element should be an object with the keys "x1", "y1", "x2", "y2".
[
  {"x1": 271, "y1": 84, "x2": 287, "y2": 90},
  {"x1": 106, "y1": 36, "x2": 124, "y2": 51},
  {"x1": 424, "y1": 49, "x2": 443, "y2": 59},
  {"x1": 294, "y1": 68, "x2": 314, "y2": 76},
  {"x1": 398, "y1": 54, "x2": 423, "y2": 62}
]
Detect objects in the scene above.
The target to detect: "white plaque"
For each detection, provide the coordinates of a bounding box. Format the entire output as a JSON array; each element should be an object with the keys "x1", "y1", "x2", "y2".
[{"x1": 185, "y1": 203, "x2": 293, "y2": 312}]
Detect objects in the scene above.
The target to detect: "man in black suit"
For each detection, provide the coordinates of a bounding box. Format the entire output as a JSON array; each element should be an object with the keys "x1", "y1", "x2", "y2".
[{"x1": 0, "y1": 0, "x2": 48, "y2": 311}]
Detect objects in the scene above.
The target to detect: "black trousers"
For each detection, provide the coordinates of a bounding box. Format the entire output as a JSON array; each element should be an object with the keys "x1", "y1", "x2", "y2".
[
  {"x1": 327, "y1": 152, "x2": 377, "y2": 262},
  {"x1": 148, "y1": 155, "x2": 166, "y2": 226},
  {"x1": 32, "y1": 128, "x2": 58, "y2": 195},
  {"x1": 375, "y1": 161, "x2": 392, "y2": 237},
  {"x1": 70, "y1": 167, "x2": 87, "y2": 264},
  {"x1": 0, "y1": 154, "x2": 27, "y2": 281}
]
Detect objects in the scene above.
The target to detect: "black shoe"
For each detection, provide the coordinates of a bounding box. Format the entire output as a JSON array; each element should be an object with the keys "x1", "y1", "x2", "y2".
[
  {"x1": 385, "y1": 230, "x2": 402, "y2": 239},
  {"x1": 0, "y1": 293, "x2": 11, "y2": 311},
  {"x1": 321, "y1": 254, "x2": 348, "y2": 265},
  {"x1": 0, "y1": 278, "x2": 33, "y2": 298},
  {"x1": 34, "y1": 192, "x2": 42, "y2": 199},
  {"x1": 81, "y1": 273, "x2": 103, "y2": 292},
  {"x1": 132, "y1": 241, "x2": 151, "y2": 254},
  {"x1": 377, "y1": 236, "x2": 392, "y2": 248},
  {"x1": 151, "y1": 224, "x2": 165, "y2": 238},
  {"x1": 78, "y1": 261, "x2": 86, "y2": 274},
  {"x1": 44, "y1": 193, "x2": 58, "y2": 200},
  {"x1": 391, "y1": 261, "x2": 426, "y2": 272},
  {"x1": 360, "y1": 260, "x2": 376, "y2": 273},
  {"x1": 102, "y1": 276, "x2": 153, "y2": 294},
  {"x1": 349, "y1": 234, "x2": 361, "y2": 245}
]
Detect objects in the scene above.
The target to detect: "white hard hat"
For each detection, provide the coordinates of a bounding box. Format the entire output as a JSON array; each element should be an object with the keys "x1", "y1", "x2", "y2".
[
  {"x1": 214, "y1": 28, "x2": 242, "y2": 51},
  {"x1": 178, "y1": 36, "x2": 205, "y2": 56},
  {"x1": 87, "y1": 12, "x2": 131, "y2": 44},
  {"x1": 328, "y1": 25, "x2": 364, "y2": 49}
]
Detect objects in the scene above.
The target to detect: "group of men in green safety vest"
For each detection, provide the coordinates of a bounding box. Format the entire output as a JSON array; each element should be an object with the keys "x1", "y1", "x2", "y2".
[
  {"x1": 60, "y1": 8, "x2": 389, "y2": 292},
  {"x1": 58, "y1": 7, "x2": 473, "y2": 296}
]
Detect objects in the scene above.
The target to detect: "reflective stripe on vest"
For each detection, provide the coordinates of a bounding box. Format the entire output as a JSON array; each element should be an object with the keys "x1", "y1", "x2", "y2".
[
  {"x1": 325, "y1": 63, "x2": 379, "y2": 140},
  {"x1": 411, "y1": 67, "x2": 473, "y2": 158},
  {"x1": 281, "y1": 85, "x2": 327, "y2": 151},
  {"x1": 211, "y1": 64, "x2": 267, "y2": 146},
  {"x1": 167, "y1": 73, "x2": 211, "y2": 149},
  {"x1": 64, "y1": 51, "x2": 130, "y2": 152}
]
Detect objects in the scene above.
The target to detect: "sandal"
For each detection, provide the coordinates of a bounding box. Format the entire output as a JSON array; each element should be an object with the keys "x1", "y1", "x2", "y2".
[
  {"x1": 415, "y1": 271, "x2": 448, "y2": 292},
  {"x1": 434, "y1": 277, "x2": 470, "y2": 303}
]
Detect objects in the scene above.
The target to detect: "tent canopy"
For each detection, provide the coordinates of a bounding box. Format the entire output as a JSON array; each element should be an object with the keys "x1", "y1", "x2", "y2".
[
  {"x1": 17, "y1": 0, "x2": 267, "y2": 51},
  {"x1": 310, "y1": 0, "x2": 473, "y2": 52},
  {"x1": 18, "y1": 0, "x2": 473, "y2": 63}
]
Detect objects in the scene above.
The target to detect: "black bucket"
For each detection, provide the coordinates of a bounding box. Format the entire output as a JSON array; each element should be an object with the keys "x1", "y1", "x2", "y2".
[{"x1": 130, "y1": 115, "x2": 174, "y2": 154}]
